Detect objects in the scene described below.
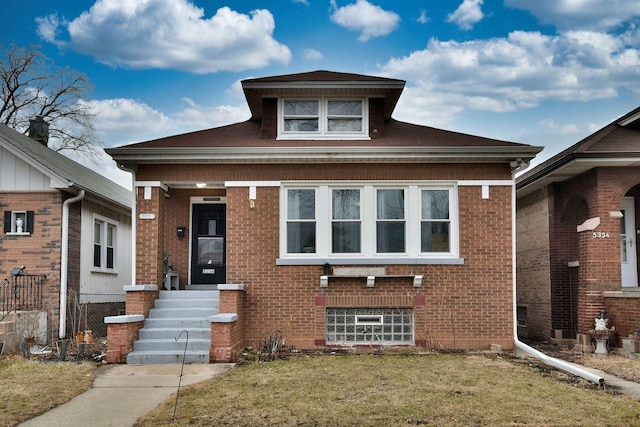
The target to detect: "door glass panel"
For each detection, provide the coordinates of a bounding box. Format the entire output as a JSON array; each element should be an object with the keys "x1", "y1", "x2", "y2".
[
  {"x1": 621, "y1": 209, "x2": 628, "y2": 263},
  {"x1": 208, "y1": 220, "x2": 217, "y2": 236},
  {"x1": 198, "y1": 237, "x2": 224, "y2": 265}
]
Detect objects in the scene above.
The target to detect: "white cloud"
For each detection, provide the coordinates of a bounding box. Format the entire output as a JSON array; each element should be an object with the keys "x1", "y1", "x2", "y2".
[
  {"x1": 82, "y1": 98, "x2": 174, "y2": 144},
  {"x1": 417, "y1": 10, "x2": 429, "y2": 24},
  {"x1": 72, "y1": 90, "x2": 249, "y2": 190},
  {"x1": 379, "y1": 29, "x2": 640, "y2": 124},
  {"x1": 303, "y1": 48, "x2": 323, "y2": 60},
  {"x1": 330, "y1": 0, "x2": 400, "y2": 42},
  {"x1": 173, "y1": 98, "x2": 250, "y2": 129},
  {"x1": 35, "y1": 14, "x2": 65, "y2": 47},
  {"x1": 447, "y1": 0, "x2": 484, "y2": 31},
  {"x1": 83, "y1": 91, "x2": 249, "y2": 148},
  {"x1": 505, "y1": 0, "x2": 640, "y2": 31},
  {"x1": 39, "y1": 0, "x2": 291, "y2": 73}
]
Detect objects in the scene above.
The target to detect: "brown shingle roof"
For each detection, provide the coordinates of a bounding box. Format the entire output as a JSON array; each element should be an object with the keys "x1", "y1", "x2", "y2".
[
  {"x1": 242, "y1": 70, "x2": 405, "y2": 84},
  {"x1": 117, "y1": 119, "x2": 528, "y2": 149}
]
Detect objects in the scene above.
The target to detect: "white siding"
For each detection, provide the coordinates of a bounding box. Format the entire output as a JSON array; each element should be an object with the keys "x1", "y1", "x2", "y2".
[
  {"x1": 0, "y1": 146, "x2": 49, "y2": 190},
  {"x1": 79, "y1": 200, "x2": 132, "y2": 302}
]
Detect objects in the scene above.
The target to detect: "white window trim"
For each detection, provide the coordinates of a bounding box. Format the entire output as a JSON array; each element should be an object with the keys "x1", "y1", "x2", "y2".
[
  {"x1": 92, "y1": 214, "x2": 118, "y2": 274},
  {"x1": 279, "y1": 182, "x2": 460, "y2": 264},
  {"x1": 278, "y1": 97, "x2": 370, "y2": 140}
]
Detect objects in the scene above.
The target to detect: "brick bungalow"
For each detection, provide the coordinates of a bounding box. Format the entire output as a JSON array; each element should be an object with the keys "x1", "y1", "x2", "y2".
[
  {"x1": 0, "y1": 121, "x2": 132, "y2": 348},
  {"x1": 516, "y1": 105, "x2": 640, "y2": 350},
  {"x1": 106, "y1": 70, "x2": 542, "y2": 362}
]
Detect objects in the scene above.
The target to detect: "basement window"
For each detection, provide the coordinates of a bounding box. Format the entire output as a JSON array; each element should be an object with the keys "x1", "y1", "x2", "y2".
[
  {"x1": 326, "y1": 308, "x2": 413, "y2": 345},
  {"x1": 517, "y1": 306, "x2": 527, "y2": 336}
]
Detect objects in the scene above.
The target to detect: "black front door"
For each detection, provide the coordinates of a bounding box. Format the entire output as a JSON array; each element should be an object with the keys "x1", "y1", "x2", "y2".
[{"x1": 191, "y1": 204, "x2": 226, "y2": 284}]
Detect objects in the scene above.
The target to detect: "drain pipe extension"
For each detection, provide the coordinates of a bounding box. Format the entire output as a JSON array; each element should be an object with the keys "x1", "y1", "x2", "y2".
[
  {"x1": 59, "y1": 189, "x2": 85, "y2": 339},
  {"x1": 510, "y1": 181, "x2": 604, "y2": 386}
]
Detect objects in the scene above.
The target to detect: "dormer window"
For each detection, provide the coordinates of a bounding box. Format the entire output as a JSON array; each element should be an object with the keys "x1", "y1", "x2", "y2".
[{"x1": 279, "y1": 98, "x2": 368, "y2": 140}]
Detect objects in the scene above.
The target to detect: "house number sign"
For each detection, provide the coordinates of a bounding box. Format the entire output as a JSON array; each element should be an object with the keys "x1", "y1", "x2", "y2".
[{"x1": 593, "y1": 232, "x2": 610, "y2": 239}]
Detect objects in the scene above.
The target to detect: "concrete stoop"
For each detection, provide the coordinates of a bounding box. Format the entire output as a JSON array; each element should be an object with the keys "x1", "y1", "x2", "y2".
[{"x1": 126, "y1": 290, "x2": 219, "y2": 364}]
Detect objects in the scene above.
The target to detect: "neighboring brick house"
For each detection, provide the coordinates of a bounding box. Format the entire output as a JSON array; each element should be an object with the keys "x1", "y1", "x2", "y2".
[
  {"x1": 0, "y1": 121, "x2": 132, "y2": 343},
  {"x1": 106, "y1": 70, "x2": 541, "y2": 360},
  {"x1": 516, "y1": 105, "x2": 640, "y2": 348}
]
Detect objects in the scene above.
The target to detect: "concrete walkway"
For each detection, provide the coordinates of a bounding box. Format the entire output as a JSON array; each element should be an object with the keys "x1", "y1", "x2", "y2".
[
  {"x1": 563, "y1": 361, "x2": 640, "y2": 399},
  {"x1": 19, "y1": 363, "x2": 234, "y2": 427}
]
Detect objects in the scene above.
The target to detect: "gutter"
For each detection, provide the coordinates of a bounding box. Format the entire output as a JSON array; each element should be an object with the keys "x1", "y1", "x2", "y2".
[
  {"x1": 59, "y1": 188, "x2": 85, "y2": 339},
  {"x1": 510, "y1": 180, "x2": 604, "y2": 386}
]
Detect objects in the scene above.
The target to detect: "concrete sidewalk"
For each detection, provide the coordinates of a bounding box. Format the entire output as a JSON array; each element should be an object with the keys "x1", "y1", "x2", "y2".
[{"x1": 19, "y1": 363, "x2": 234, "y2": 427}]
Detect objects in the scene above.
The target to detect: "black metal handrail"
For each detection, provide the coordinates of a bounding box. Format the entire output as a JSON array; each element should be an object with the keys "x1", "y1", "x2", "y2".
[{"x1": 0, "y1": 267, "x2": 47, "y2": 321}]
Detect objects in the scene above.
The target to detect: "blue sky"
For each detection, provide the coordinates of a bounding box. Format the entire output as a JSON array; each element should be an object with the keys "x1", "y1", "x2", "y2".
[{"x1": 3, "y1": 0, "x2": 640, "y2": 189}]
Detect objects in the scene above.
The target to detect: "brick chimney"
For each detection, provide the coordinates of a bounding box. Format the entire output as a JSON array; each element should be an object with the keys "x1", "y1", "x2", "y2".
[{"x1": 28, "y1": 116, "x2": 49, "y2": 146}]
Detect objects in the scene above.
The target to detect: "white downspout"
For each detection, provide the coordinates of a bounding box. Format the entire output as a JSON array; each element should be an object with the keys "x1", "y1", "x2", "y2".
[
  {"x1": 511, "y1": 180, "x2": 604, "y2": 386},
  {"x1": 59, "y1": 189, "x2": 85, "y2": 339},
  {"x1": 118, "y1": 167, "x2": 136, "y2": 285}
]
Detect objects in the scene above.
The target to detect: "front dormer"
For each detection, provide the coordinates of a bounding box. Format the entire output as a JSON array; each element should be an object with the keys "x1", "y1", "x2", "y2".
[{"x1": 242, "y1": 70, "x2": 405, "y2": 140}]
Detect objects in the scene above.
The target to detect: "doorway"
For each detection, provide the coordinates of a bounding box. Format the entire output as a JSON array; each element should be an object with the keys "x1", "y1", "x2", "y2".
[
  {"x1": 620, "y1": 197, "x2": 638, "y2": 287},
  {"x1": 191, "y1": 203, "x2": 226, "y2": 284}
]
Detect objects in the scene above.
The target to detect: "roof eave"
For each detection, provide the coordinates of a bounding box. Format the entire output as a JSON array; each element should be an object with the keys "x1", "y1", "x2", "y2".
[
  {"x1": 517, "y1": 152, "x2": 640, "y2": 197},
  {"x1": 108, "y1": 145, "x2": 543, "y2": 168}
]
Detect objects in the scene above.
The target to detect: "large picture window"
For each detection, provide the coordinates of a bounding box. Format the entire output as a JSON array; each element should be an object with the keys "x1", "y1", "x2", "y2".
[
  {"x1": 279, "y1": 98, "x2": 366, "y2": 139},
  {"x1": 280, "y1": 183, "x2": 458, "y2": 260}
]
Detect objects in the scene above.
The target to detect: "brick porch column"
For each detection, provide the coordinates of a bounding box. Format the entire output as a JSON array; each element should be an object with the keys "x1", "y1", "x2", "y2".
[
  {"x1": 135, "y1": 183, "x2": 167, "y2": 286},
  {"x1": 210, "y1": 284, "x2": 245, "y2": 362},
  {"x1": 124, "y1": 285, "x2": 158, "y2": 317},
  {"x1": 576, "y1": 215, "x2": 621, "y2": 334},
  {"x1": 104, "y1": 314, "x2": 144, "y2": 363}
]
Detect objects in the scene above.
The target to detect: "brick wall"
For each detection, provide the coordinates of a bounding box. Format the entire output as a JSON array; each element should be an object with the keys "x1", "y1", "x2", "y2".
[
  {"x1": 516, "y1": 187, "x2": 552, "y2": 339},
  {"x1": 135, "y1": 186, "x2": 165, "y2": 285},
  {"x1": 605, "y1": 295, "x2": 640, "y2": 345},
  {"x1": 518, "y1": 166, "x2": 640, "y2": 342},
  {"x1": 135, "y1": 162, "x2": 516, "y2": 351},
  {"x1": 0, "y1": 191, "x2": 63, "y2": 339},
  {"x1": 105, "y1": 320, "x2": 143, "y2": 363}
]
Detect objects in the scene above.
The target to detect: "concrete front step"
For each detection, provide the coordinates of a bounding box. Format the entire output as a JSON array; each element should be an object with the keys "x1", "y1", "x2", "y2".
[
  {"x1": 148, "y1": 307, "x2": 218, "y2": 318},
  {"x1": 126, "y1": 290, "x2": 219, "y2": 364},
  {"x1": 127, "y1": 350, "x2": 210, "y2": 364},
  {"x1": 134, "y1": 338, "x2": 212, "y2": 352},
  {"x1": 143, "y1": 318, "x2": 211, "y2": 329},
  {"x1": 154, "y1": 299, "x2": 218, "y2": 309},
  {"x1": 159, "y1": 290, "x2": 219, "y2": 299},
  {"x1": 139, "y1": 327, "x2": 211, "y2": 340}
]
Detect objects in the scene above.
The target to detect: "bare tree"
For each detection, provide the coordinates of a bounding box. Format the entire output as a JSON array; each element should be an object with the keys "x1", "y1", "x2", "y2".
[{"x1": 0, "y1": 44, "x2": 101, "y2": 159}]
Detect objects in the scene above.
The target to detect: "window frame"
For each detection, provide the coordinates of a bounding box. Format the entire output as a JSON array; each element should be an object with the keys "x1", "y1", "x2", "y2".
[
  {"x1": 92, "y1": 214, "x2": 118, "y2": 273},
  {"x1": 4, "y1": 210, "x2": 34, "y2": 235},
  {"x1": 279, "y1": 183, "x2": 459, "y2": 262},
  {"x1": 331, "y1": 188, "x2": 362, "y2": 255},
  {"x1": 278, "y1": 97, "x2": 369, "y2": 140},
  {"x1": 284, "y1": 188, "x2": 317, "y2": 255}
]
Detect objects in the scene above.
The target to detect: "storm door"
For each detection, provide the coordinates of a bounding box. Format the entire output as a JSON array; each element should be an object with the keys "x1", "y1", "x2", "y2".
[
  {"x1": 191, "y1": 204, "x2": 226, "y2": 284},
  {"x1": 620, "y1": 197, "x2": 638, "y2": 288}
]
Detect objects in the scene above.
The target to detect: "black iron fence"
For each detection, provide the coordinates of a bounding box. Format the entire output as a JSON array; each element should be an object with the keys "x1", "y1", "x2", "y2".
[{"x1": 0, "y1": 268, "x2": 46, "y2": 321}]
